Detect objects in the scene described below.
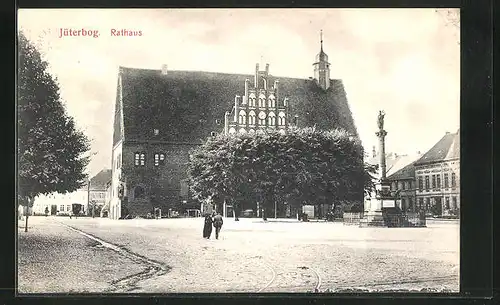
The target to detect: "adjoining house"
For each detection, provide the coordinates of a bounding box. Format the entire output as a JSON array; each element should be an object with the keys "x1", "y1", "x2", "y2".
[
  {"x1": 386, "y1": 153, "x2": 423, "y2": 212},
  {"x1": 31, "y1": 189, "x2": 88, "y2": 216},
  {"x1": 88, "y1": 169, "x2": 112, "y2": 216},
  {"x1": 109, "y1": 35, "x2": 360, "y2": 219},
  {"x1": 414, "y1": 130, "x2": 460, "y2": 217}
]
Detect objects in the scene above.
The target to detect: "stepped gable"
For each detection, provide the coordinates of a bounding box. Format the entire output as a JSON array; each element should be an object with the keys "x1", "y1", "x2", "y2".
[{"x1": 113, "y1": 66, "x2": 358, "y2": 146}]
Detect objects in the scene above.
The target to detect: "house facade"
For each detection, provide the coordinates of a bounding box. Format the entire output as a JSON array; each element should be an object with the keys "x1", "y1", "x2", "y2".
[
  {"x1": 109, "y1": 36, "x2": 360, "y2": 219},
  {"x1": 32, "y1": 189, "x2": 88, "y2": 216},
  {"x1": 386, "y1": 153, "x2": 423, "y2": 212},
  {"x1": 414, "y1": 130, "x2": 460, "y2": 217}
]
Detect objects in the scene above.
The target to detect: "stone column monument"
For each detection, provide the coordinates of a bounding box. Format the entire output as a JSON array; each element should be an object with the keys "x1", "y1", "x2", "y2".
[{"x1": 361, "y1": 110, "x2": 390, "y2": 226}]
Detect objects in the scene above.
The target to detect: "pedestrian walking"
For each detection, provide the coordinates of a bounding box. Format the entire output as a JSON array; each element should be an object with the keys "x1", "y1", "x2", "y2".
[
  {"x1": 212, "y1": 212, "x2": 224, "y2": 240},
  {"x1": 202, "y1": 214, "x2": 213, "y2": 239}
]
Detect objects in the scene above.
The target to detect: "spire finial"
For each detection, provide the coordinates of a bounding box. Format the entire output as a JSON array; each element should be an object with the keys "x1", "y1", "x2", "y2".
[{"x1": 320, "y1": 29, "x2": 323, "y2": 51}]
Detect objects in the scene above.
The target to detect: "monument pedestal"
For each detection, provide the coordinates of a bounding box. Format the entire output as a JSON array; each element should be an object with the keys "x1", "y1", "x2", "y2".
[{"x1": 360, "y1": 208, "x2": 386, "y2": 227}]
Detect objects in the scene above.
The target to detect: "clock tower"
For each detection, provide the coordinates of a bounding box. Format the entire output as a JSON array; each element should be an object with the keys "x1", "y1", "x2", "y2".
[{"x1": 224, "y1": 63, "x2": 289, "y2": 135}]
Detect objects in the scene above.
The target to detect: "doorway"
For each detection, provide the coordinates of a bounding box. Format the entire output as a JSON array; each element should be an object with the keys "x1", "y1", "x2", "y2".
[
  {"x1": 50, "y1": 205, "x2": 57, "y2": 215},
  {"x1": 433, "y1": 197, "x2": 443, "y2": 216}
]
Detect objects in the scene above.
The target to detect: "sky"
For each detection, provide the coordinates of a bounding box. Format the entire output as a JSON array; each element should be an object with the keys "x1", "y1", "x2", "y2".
[{"x1": 18, "y1": 8, "x2": 460, "y2": 177}]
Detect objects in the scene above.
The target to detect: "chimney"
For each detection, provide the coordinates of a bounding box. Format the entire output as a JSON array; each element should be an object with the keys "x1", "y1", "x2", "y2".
[
  {"x1": 265, "y1": 63, "x2": 269, "y2": 74},
  {"x1": 161, "y1": 64, "x2": 168, "y2": 75}
]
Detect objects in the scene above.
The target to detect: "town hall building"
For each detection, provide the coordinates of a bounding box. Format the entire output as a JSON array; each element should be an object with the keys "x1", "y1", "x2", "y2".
[{"x1": 109, "y1": 34, "x2": 360, "y2": 219}]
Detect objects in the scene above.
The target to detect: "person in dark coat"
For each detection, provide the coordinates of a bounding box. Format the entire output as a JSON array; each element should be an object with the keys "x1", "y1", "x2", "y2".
[
  {"x1": 203, "y1": 214, "x2": 213, "y2": 239},
  {"x1": 212, "y1": 212, "x2": 224, "y2": 240}
]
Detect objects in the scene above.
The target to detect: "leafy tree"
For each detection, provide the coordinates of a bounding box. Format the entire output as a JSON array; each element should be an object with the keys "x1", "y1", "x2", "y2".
[
  {"x1": 17, "y1": 32, "x2": 90, "y2": 232},
  {"x1": 188, "y1": 127, "x2": 376, "y2": 221}
]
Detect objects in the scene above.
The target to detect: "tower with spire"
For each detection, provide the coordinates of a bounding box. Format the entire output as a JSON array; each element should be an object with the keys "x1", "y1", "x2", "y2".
[{"x1": 313, "y1": 30, "x2": 331, "y2": 91}]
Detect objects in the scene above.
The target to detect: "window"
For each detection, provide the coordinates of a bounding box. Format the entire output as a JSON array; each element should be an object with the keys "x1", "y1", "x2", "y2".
[
  {"x1": 134, "y1": 152, "x2": 145, "y2": 166},
  {"x1": 268, "y1": 112, "x2": 276, "y2": 126},
  {"x1": 154, "y1": 153, "x2": 166, "y2": 166},
  {"x1": 249, "y1": 94, "x2": 256, "y2": 107},
  {"x1": 238, "y1": 110, "x2": 246, "y2": 125},
  {"x1": 445, "y1": 197, "x2": 450, "y2": 209},
  {"x1": 398, "y1": 181, "x2": 403, "y2": 190},
  {"x1": 249, "y1": 129, "x2": 255, "y2": 134},
  {"x1": 452, "y1": 196, "x2": 457, "y2": 209},
  {"x1": 431, "y1": 175, "x2": 436, "y2": 189},
  {"x1": 248, "y1": 111, "x2": 256, "y2": 125},
  {"x1": 215, "y1": 119, "x2": 221, "y2": 125},
  {"x1": 59, "y1": 205, "x2": 64, "y2": 212},
  {"x1": 401, "y1": 198, "x2": 406, "y2": 210},
  {"x1": 437, "y1": 175, "x2": 441, "y2": 189},
  {"x1": 418, "y1": 198, "x2": 424, "y2": 210},
  {"x1": 67, "y1": 205, "x2": 71, "y2": 211},
  {"x1": 268, "y1": 96, "x2": 275, "y2": 108},
  {"x1": 391, "y1": 182, "x2": 396, "y2": 191},
  {"x1": 418, "y1": 176, "x2": 423, "y2": 191},
  {"x1": 134, "y1": 186, "x2": 145, "y2": 199},
  {"x1": 153, "y1": 129, "x2": 159, "y2": 135},
  {"x1": 239, "y1": 128, "x2": 247, "y2": 134},
  {"x1": 258, "y1": 94, "x2": 266, "y2": 108},
  {"x1": 229, "y1": 127, "x2": 236, "y2": 134},
  {"x1": 210, "y1": 131, "x2": 217, "y2": 137},
  {"x1": 278, "y1": 112, "x2": 286, "y2": 126},
  {"x1": 444, "y1": 173, "x2": 449, "y2": 188},
  {"x1": 451, "y1": 173, "x2": 457, "y2": 188},
  {"x1": 409, "y1": 197, "x2": 414, "y2": 211},
  {"x1": 425, "y1": 198, "x2": 431, "y2": 211},
  {"x1": 424, "y1": 176, "x2": 429, "y2": 191}
]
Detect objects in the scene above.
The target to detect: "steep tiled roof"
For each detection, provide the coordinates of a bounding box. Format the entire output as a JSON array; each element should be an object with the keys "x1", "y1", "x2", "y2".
[
  {"x1": 113, "y1": 67, "x2": 358, "y2": 145},
  {"x1": 90, "y1": 169, "x2": 112, "y2": 190},
  {"x1": 387, "y1": 154, "x2": 423, "y2": 181},
  {"x1": 414, "y1": 131, "x2": 460, "y2": 165}
]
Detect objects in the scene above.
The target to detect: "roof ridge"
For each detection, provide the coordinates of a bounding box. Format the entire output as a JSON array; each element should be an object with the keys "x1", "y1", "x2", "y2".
[{"x1": 118, "y1": 66, "x2": 342, "y2": 82}]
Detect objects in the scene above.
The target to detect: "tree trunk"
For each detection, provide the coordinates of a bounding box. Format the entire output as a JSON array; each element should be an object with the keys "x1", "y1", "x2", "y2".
[
  {"x1": 262, "y1": 207, "x2": 267, "y2": 221},
  {"x1": 25, "y1": 213, "x2": 29, "y2": 232}
]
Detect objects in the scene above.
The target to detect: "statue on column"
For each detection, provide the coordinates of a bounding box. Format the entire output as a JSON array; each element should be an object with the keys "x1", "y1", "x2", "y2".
[{"x1": 377, "y1": 110, "x2": 385, "y2": 131}]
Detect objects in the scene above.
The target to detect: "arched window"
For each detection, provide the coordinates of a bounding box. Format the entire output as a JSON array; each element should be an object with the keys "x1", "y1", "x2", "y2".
[
  {"x1": 278, "y1": 112, "x2": 286, "y2": 125},
  {"x1": 268, "y1": 95, "x2": 275, "y2": 108},
  {"x1": 248, "y1": 111, "x2": 256, "y2": 125},
  {"x1": 238, "y1": 110, "x2": 246, "y2": 125},
  {"x1": 134, "y1": 186, "x2": 145, "y2": 199},
  {"x1": 258, "y1": 94, "x2": 266, "y2": 108},
  {"x1": 228, "y1": 127, "x2": 236, "y2": 134},
  {"x1": 258, "y1": 112, "x2": 266, "y2": 125},
  {"x1": 268, "y1": 112, "x2": 276, "y2": 126},
  {"x1": 249, "y1": 93, "x2": 256, "y2": 107},
  {"x1": 134, "y1": 152, "x2": 146, "y2": 166},
  {"x1": 239, "y1": 128, "x2": 247, "y2": 134}
]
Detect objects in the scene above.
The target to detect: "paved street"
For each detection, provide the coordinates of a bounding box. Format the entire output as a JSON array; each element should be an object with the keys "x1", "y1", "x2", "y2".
[{"x1": 18, "y1": 216, "x2": 459, "y2": 293}]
